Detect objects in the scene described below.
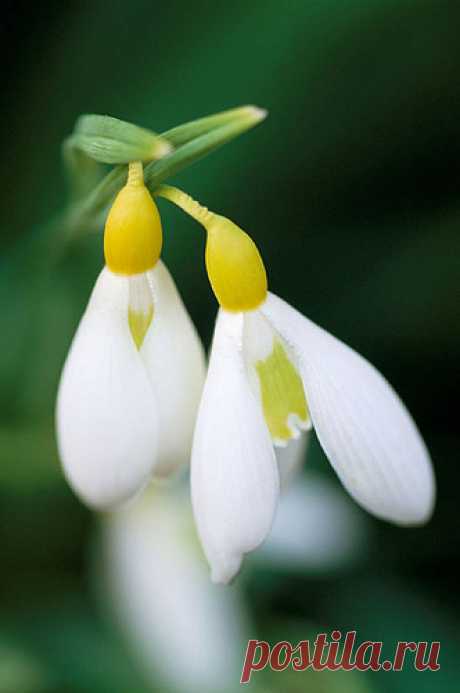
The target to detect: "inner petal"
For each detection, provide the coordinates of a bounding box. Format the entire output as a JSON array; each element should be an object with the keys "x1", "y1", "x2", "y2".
[
  {"x1": 243, "y1": 310, "x2": 311, "y2": 446},
  {"x1": 128, "y1": 273, "x2": 154, "y2": 349}
]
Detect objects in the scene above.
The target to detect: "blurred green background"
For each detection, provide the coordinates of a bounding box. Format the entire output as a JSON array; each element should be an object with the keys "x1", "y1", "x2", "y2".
[{"x1": 1, "y1": 0, "x2": 459, "y2": 691}]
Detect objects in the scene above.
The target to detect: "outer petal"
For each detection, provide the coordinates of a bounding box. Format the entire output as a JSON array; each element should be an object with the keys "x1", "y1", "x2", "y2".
[
  {"x1": 262, "y1": 293, "x2": 435, "y2": 525},
  {"x1": 191, "y1": 310, "x2": 279, "y2": 583},
  {"x1": 141, "y1": 261, "x2": 206, "y2": 477},
  {"x1": 102, "y1": 486, "x2": 249, "y2": 693},
  {"x1": 56, "y1": 268, "x2": 158, "y2": 509}
]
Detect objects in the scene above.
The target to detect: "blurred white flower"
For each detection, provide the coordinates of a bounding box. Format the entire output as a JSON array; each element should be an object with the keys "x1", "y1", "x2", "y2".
[
  {"x1": 237, "y1": 435, "x2": 365, "y2": 573},
  {"x1": 102, "y1": 487, "x2": 249, "y2": 693},
  {"x1": 101, "y1": 450, "x2": 365, "y2": 692},
  {"x1": 262, "y1": 437, "x2": 366, "y2": 572}
]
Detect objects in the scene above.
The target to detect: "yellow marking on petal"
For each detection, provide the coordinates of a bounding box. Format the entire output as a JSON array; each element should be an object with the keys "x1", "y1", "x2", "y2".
[
  {"x1": 128, "y1": 305, "x2": 154, "y2": 350},
  {"x1": 256, "y1": 339, "x2": 309, "y2": 442},
  {"x1": 104, "y1": 161, "x2": 163, "y2": 276}
]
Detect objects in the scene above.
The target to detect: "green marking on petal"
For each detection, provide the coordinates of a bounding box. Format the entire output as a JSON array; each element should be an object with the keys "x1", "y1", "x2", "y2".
[
  {"x1": 128, "y1": 306, "x2": 153, "y2": 349},
  {"x1": 256, "y1": 339, "x2": 309, "y2": 442}
]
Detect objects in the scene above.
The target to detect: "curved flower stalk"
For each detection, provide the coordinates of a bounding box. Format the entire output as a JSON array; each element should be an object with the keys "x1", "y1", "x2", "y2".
[
  {"x1": 56, "y1": 164, "x2": 205, "y2": 509},
  {"x1": 156, "y1": 186, "x2": 436, "y2": 584},
  {"x1": 102, "y1": 485, "x2": 249, "y2": 693}
]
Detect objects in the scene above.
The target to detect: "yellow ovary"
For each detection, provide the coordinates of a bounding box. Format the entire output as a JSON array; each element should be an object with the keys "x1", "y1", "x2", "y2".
[
  {"x1": 256, "y1": 339, "x2": 310, "y2": 443},
  {"x1": 205, "y1": 215, "x2": 267, "y2": 311},
  {"x1": 104, "y1": 162, "x2": 163, "y2": 275}
]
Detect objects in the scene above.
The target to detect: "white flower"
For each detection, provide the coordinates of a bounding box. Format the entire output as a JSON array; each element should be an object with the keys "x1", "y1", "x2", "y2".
[
  {"x1": 192, "y1": 295, "x2": 435, "y2": 583},
  {"x1": 163, "y1": 196, "x2": 436, "y2": 584},
  {"x1": 102, "y1": 486, "x2": 249, "y2": 693},
  {"x1": 56, "y1": 164, "x2": 205, "y2": 510}
]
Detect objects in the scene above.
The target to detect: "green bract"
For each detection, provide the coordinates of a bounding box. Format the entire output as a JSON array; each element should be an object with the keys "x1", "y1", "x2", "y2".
[
  {"x1": 160, "y1": 105, "x2": 266, "y2": 147},
  {"x1": 67, "y1": 114, "x2": 171, "y2": 164}
]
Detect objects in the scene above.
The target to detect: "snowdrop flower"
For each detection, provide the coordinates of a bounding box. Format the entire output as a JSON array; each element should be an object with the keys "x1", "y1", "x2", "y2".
[
  {"x1": 156, "y1": 186, "x2": 435, "y2": 584},
  {"x1": 56, "y1": 164, "x2": 205, "y2": 509},
  {"x1": 102, "y1": 486, "x2": 249, "y2": 693}
]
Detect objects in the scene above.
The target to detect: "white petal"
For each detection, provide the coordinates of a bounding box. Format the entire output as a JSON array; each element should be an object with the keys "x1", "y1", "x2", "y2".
[
  {"x1": 102, "y1": 486, "x2": 248, "y2": 693},
  {"x1": 141, "y1": 261, "x2": 206, "y2": 477},
  {"x1": 262, "y1": 293, "x2": 435, "y2": 525},
  {"x1": 56, "y1": 268, "x2": 158, "y2": 509},
  {"x1": 191, "y1": 310, "x2": 279, "y2": 583}
]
